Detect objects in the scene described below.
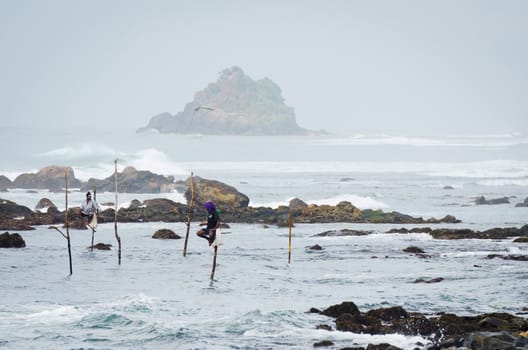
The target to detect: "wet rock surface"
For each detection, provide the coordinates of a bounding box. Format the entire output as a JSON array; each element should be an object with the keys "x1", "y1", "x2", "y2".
[
  {"x1": 152, "y1": 229, "x2": 181, "y2": 239},
  {"x1": 312, "y1": 301, "x2": 528, "y2": 350},
  {"x1": 0, "y1": 232, "x2": 26, "y2": 248}
]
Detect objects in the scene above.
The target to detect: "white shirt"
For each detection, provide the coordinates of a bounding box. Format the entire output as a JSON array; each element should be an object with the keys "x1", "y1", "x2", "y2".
[{"x1": 80, "y1": 199, "x2": 101, "y2": 215}]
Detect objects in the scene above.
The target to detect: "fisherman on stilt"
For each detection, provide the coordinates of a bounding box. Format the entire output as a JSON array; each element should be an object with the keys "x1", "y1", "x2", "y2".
[{"x1": 196, "y1": 201, "x2": 220, "y2": 246}]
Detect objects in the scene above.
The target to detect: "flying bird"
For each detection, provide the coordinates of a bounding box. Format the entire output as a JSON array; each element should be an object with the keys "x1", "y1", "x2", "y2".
[{"x1": 193, "y1": 106, "x2": 215, "y2": 113}]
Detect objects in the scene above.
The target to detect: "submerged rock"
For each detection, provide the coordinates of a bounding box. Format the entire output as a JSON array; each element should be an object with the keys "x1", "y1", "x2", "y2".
[
  {"x1": 313, "y1": 229, "x2": 372, "y2": 237},
  {"x1": 0, "y1": 232, "x2": 26, "y2": 248},
  {"x1": 403, "y1": 246, "x2": 426, "y2": 254},
  {"x1": 475, "y1": 196, "x2": 510, "y2": 205},
  {"x1": 91, "y1": 243, "x2": 112, "y2": 250}
]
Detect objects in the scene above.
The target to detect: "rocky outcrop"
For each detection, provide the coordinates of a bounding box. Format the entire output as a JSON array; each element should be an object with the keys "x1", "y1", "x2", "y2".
[
  {"x1": 152, "y1": 229, "x2": 181, "y2": 239},
  {"x1": 184, "y1": 176, "x2": 250, "y2": 209},
  {"x1": 313, "y1": 229, "x2": 372, "y2": 237},
  {"x1": 35, "y1": 198, "x2": 58, "y2": 213},
  {"x1": 0, "y1": 175, "x2": 11, "y2": 191},
  {"x1": 137, "y1": 66, "x2": 311, "y2": 135},
  {"x1": 475, "y1": 196, "x2": 510, "y2": 205},
  {"x1": 516, "y1": 197, "x2": 528, "y2": 207},
  {"x1": 289, "y1": 198, "x2": 308, "y2": 210},
  {"x1": 430, "y1": 225, "x2": 528, "y2": 240},
  {"x1": 312, "y1": 301, "x2": 528, "y2": 350},
  {"x1": 12, "y1": 166, "x2": 81, "y2": 191},
  {"x1": 0, "y1": 232, "x2": 26, "y2": 248},
  {"x1": 0, "y1": 199, "x2": 32, "y2": 218},
  {"x1": 81, "y1": 166, "x2": 176, "y2": 193}
]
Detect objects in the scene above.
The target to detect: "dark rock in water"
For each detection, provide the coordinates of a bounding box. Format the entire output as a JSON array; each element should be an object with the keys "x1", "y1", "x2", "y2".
[
  {"x1": 313, "y1": 340, "x2": 334, "y2": 347},
  {"x1": 443, "y1": 185, "x2": 455, "y2": 190},
  {"x1": 430, "y1": 225, "x2": 528, "y2": 240},
  {"x1": 152, "y1": 229, "x2": 181, "y2": 239},
  {"x1": 387, "y1": 227, "x2": 433, "y2": 234},
  {"x1": 366, "y1": 344, "x2": 403, "y2": 350},
  {"x1": 313, "y1": 228, "x2": 372, "y2": 237},
  {"x1": 321, "y1": 301, "x2": 361, "y2": 318},
  {"x1": 0, "y1": 232, "x2": 26, "y2": 248},
  {"x1": 137, "y1": 66, "x2": 311, "y2": 135},
  {"x1": 184, "y1": 176, "x2": 249, "y2": 209},
  {"x1": 515, "y1": 197, "x2": 528, "y2": 207},
  {"x1": 403, "y1": 246, "x2": 426, "y2": 254},
  {"x1": 415, "y1": 277, "x2": 444, "y2": 283},
  {"x1": 315, "y1": 324, "x2": 332, "y2": 331},
  {"x1": 513, "y1": 237, "x2": 528, "y2": 243},
  {"x1": 35, "y1": 198, "x2": 57, "y2": 212},
  {"x1": 0, "y1": 199, "x2": 32, "y2": 218},
  {"x1": 475, "y1": 196, "x2": 510, "y2": 205},
  {"x1": 289, "y1": 197, "x2": 308, "y2": 210},
  {"x1": 486, "y1": 254, "x2": 528, "y2": 261},
  {"x1": 309, "y1": 244, "x2": 324, "y2": 250},
  {"x1": 12, "y1": 165, "x2": 81, "y2": 191},
  {"x1": 92, "y1": 243, "x2": 112, "y2": 250},
  {"x1": 315, "y1": 301, "x2": 528, "y2": 349},
  {"x1": 82, "y1": 166, "x2": 176, "y2": 193}
]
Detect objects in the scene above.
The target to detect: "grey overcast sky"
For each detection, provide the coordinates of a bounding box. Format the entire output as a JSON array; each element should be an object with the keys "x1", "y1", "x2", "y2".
[{"x1": 1, "y1": 0, "x2": 527, "y2": 135}]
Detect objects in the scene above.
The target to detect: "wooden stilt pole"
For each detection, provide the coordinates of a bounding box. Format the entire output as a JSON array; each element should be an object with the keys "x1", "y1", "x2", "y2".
[
  {"x1": 65, "y1": 171, "x2": 72, "y2": 275},
  {"x1": 114, "y1": 159, "x2": 122, "y2": 265},
  {"x1": 90, "y1": 183, "x2": 96, "y2": 252},
  {"x1": 183, "y1": 172, "x2": 195, "y2": 257},
  {"x1": 288, "y1": 208, "x2": 293, "y2": 264},
  {"x1": 210, "y1": 245, "x2": 218, "y2": 280},
  {"x1": 51, "y1": 171, "x2": 72, "y2": 275}
]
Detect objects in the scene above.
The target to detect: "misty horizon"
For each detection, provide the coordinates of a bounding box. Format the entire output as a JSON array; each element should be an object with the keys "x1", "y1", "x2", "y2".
[{"x1": 1, "y1": 1, "x2": 527, "y2": 136}]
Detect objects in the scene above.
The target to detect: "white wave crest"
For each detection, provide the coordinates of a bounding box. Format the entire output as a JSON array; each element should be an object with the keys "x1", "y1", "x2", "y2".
[
  {"x1": 316, "y1": 133, "x2": 528, "y2": 148},
  {"x1": 252, "y1": 194, "x2": 388, "y2": 210}
]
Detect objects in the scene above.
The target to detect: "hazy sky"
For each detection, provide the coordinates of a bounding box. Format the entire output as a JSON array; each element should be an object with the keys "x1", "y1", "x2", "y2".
[{"x1": 1, "y1": 0, "x2": 527, "y2": 135}]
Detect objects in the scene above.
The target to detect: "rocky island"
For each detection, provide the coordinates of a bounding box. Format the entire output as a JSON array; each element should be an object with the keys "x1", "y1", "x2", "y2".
[{"x1": 137, "y1": 66, "x2": 314, "y2": 135}]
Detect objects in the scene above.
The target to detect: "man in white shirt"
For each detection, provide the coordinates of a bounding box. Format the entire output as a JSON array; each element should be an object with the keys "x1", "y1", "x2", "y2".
[{"x1": 80, "y1": 191, "x2": 100, "y2": 225}]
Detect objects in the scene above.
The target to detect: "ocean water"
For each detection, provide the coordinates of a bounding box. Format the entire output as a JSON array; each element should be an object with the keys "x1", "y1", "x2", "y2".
[{"x1": 1, "y1": 127, "x2": 528, "y2": 349}]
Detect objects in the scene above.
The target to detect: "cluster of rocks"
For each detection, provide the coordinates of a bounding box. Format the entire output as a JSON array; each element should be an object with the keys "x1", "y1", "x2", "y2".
[
  {"x1": 386, "y1": 226, "x2": 528, "y2": 240},
  {"x1": 475, "y1": 195, "x2": 528, "y2": 207},
  {"x1": 0, "y1": 173, "x2": 465, "y2": 232},
  {"x1": 309, "y1": 301, "x2": 528, "y2": 350},
  {"x1": 0, "y1": 165, "x2": 177, "y2": 194}
]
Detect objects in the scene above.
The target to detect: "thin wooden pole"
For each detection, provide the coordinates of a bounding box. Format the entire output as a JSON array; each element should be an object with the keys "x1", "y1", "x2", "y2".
[
  {"x1": 90, "y1": 183, "x2": 96, "y2": 251},
  {"x1": 288, "y1": 208, "x2": 293, "y2": 264},
  {"x1": 65, "y1": 171, "x2": 72, "y2": 275},
  {"x1": 210, "y1": 246, "x2": 218, "y2": 280},
  {"x1": 183, "y1": 172, "x2": 195, "y2": 257},
  {"x1": 114, "y1": 159, "x2": 122, "y2": 265}
]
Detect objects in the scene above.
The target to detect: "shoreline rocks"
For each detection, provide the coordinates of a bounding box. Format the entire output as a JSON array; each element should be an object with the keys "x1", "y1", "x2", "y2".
[
  {"x1": 387, "y1": 225, "x2": 528, "y2": 240},
  {"x1": 311, "y1": 301, "x2": 528, "y2": 350}
]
